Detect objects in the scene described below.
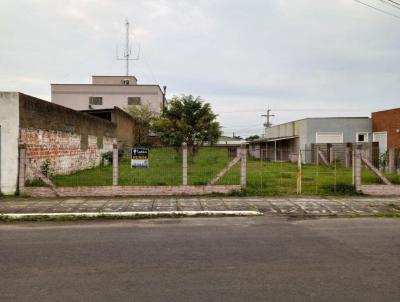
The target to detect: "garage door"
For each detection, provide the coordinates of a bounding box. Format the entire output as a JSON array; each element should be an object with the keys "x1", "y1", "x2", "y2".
[
  {"x1": 316, "y1": 132, "x2": 343, "y2": 144},
  {"x1": 373, "y1": 132, "x2": 387, "y2": 154}
]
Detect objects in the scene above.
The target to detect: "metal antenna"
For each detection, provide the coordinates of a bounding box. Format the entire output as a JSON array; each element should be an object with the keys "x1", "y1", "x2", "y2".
[
  {"x1": 116, "y1": 19, "x2": 140, "y2": 76},
  {"x1": 261, "y1": 107, "x2": 275, "y2": 128}
]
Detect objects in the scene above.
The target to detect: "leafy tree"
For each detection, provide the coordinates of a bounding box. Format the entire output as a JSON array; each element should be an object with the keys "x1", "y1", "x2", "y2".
[
  {"x1": 245, "y1": 135, "x2": 260, "y2": 141},
  {"x1": 126, "y1": 104, "x2": 157, "y2": 145},
  {"x1": 152, "y1": 95, "x2": 221, "y2": 153}
]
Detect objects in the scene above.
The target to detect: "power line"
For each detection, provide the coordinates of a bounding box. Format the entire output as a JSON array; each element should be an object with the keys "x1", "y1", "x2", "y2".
[
  {"x1": 354, "y1": 0, "x2": 400, "y2": 20},
  {"x1": 216, "y1": 108, "x2": 363, "y2": 114},
  {"x1": 387, "y1": 0, "x2": 400, "y2": 6},
  {"x1": 376, "y1": 0, "x2": 400, "y2": 10}
]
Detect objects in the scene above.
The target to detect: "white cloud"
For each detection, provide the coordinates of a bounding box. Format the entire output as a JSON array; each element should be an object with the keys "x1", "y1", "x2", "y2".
[{"x1": 0, "y1": 0, "x2": 399, "y2": 137}]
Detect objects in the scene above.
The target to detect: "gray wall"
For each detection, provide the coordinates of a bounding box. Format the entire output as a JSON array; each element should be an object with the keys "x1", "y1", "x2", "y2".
[
  {"x1": 0, "y1": 92, "x2": 20, "y2": 195},
  {"x1": 304, "y1": 118, "x2": 372, "y2": 149}
]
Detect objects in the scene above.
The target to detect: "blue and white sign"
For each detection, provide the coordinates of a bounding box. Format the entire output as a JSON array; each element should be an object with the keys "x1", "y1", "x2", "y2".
[{"x1": 131, "y1": 148, "x2": 149, "y2": 168}]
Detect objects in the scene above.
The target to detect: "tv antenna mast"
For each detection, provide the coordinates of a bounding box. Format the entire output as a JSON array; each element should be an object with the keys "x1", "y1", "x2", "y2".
[
  {"x1": 261, "y1": 108, "x2": 275, "y2": 128},
  {"x1": 116, "y1": 19, "x2": 140, "y2": 76}
]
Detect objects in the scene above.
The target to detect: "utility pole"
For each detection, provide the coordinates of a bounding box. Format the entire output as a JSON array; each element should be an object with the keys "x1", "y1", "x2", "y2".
[
  {"x1": 117, "y1": 19, "x2": 140, "y2": 76},
  {"x1": 261, "y1": 108, "x2": 275, "y2": 128},
  {"x1": 162, "y1": 85, "x2": 167, "y2": 113}
]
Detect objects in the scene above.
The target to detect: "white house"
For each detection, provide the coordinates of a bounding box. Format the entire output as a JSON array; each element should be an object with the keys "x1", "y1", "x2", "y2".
[{"x1": 51, "y1": 75, "x2": 165, "y2": 113}]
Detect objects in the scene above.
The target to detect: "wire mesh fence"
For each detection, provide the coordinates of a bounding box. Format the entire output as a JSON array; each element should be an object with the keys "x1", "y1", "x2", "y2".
[
  {"x1": 119, "y1": 146, "x2": 182, "y2": 186},
  {"x1": 24, "y1": 146, "x2": 241, "y2": 188},
  {"x1": 245, "y1": 149, "x2": 354, "y2": 195},
  {"x1": 23, "y1": 144, "x2": 399, "y2": 194},
  {"x1": 360, "y1": 149, "x2": 400, "y2": 185}
]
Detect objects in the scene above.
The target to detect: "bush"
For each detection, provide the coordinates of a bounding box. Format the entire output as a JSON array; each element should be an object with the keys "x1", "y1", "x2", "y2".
[
  {"x1": 40, "y1": 159, "x2": 52, "y2": 177},
  {"x1": 101, "y1": 152, "x2": 113, "y2": 165},
  {"x1": 101, "y1": 149, "x2": 125, "y2": 165}
]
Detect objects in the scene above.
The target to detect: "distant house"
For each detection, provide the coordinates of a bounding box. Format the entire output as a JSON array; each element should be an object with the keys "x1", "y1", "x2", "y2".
[
  {"x1": 372, "y1": 108, "x2": 400, "y2": 154},
  {"x1": 249, "y1": 117, "x2": 372, "y2": 163},
  {"x1": 215, "y1": 136, "x2": 246, "y2": 147},
  {"x1": 51, "y1": 75, "x2": 165, "y2": 114}
]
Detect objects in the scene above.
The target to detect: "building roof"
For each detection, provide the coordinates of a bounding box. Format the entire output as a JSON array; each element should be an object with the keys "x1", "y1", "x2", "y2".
[
  {"x1": 219, "y1": 135, "x2": 242, "y2": 141},
  {"x1": 92, "y1": 75, "x2": 138, "y2": 80},
  {"x1": 250, "y1": 135, "x2": 299, "y2": 144},
  {"x1": 272, "y1": 116, "x2": 370, "y2": 125},
  {"x1": 372, "y1": 107, "x2": 400, "y2": 114},
  {"x1": 80, "y1": 106, "x2": 137, "y2": 122}
]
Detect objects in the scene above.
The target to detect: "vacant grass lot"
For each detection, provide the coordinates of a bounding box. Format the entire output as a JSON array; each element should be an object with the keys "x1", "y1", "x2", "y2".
[{"x1": 37, "y1": 147, "x2": 400, "y2": 196}]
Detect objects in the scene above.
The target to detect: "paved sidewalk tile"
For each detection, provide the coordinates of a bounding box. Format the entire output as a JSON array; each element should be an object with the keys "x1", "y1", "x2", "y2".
[
  {"x1": 126, "y1": 200, "x2": 153, "y2": 211},
  {"x1": 199, "y1": 198, "x2": 227, "y2": 211},
  {"x1": 293, "y1": 201, "x2": 331, "y2": 215},
  {"x1": 1, "y1": 196, "x2": 400, "y2": 217},
  {"x1": 177, "y1": 199, "x2": 202, "y2": 211},
  {"x1": 270, "y1": 201, "x2": 303, "y2": 215},
  {"x1": 153, "y1": 198, "x2": 177, "y2": 211}
]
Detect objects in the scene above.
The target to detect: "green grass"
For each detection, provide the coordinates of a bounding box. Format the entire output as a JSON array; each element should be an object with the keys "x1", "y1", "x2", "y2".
[
  {"x1": 26, "y1": 147, "x2": 400, "y2": 196},
  {"x1": 44, "y1": 147, "x2": 238, "y2": 187}
]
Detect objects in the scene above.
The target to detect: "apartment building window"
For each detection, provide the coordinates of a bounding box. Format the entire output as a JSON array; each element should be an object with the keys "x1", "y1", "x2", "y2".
[
  {"x1": 128, "y1": 97, "x2": 141, "y2": 105},
  {"x1": 356, "y1": 132, "x2": 368, "y2": 143},
  {"x1": 89, "y1": 96, "x2": 103, "y2": 105}
]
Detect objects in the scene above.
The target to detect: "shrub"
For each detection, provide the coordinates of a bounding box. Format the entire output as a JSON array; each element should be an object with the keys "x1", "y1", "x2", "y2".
[
  {"x1": 101, "y1": 149, "x2": 125, "y2": 165},
  {"x1": 101, "y1": 151, "x2": 113, "y2": 165},
  {"x1": 40, "y1": 159, "x2": 52, "y2": 177}
]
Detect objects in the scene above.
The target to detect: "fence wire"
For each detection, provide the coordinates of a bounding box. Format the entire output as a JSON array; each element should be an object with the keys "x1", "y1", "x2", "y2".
[{"x1": 23, "y1": 145, "x2": 399, "y2": 193}]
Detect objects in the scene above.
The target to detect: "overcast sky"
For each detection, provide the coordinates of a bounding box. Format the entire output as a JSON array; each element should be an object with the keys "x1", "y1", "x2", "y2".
[{"x1": 1, "y1": 0, "x2": 400, "y2": 137}]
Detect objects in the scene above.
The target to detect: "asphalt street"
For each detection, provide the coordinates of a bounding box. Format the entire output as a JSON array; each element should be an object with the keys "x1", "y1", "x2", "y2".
[{"x1": 1, "y1": 216, "x2": 400, "y2": 302}]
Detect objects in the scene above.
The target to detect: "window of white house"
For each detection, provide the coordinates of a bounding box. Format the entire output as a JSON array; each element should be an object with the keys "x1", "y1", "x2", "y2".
[
  {"x1": 89, "y1": 96, "x2": 103, "y2": 105},
  {"x1": 128, "y1": 97, "x2": 141, "y2": 105},
  {"x1": 356, "y1": 132, "x2": 368, "y2": 143}
]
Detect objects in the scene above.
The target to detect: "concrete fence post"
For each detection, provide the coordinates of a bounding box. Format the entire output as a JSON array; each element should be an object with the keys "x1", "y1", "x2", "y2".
[
  {"x1": 18, "y1": 144, "x2": 27, "y2": 195},
  {"x1": 345, "y1": 143, "x2": 351, "y2": 168},
  {"x1": 388, "y1": 149, "x2": 396, "y2": 174},
  {"x1": 328, "y1": 144, "x2": 333, "y2": 165},
  {"x1": 354, "y1": 148, "x2": 362, "y2": 192},
  {"x1": 240, "y1": 143, "x2": 247, "y2": 189},
  {"x1": 296, "y1": 150, "x2": 302, "y2": 194},
  {"x1": 112, "y1": 144, "x2": 118, "y2": 186},
  {"x1": 182, "y1": 143, "x2": 188, "y2": 186}
]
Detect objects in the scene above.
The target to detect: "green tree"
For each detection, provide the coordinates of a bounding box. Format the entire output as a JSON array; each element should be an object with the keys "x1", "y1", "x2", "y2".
[
  {"x1": 126, "y1": 104, "x2": 157, "y2": 145},
  {"x1": 245, "y1": 135, "x2": 260, "y2": 141},
  {"x1": 152, "y1": 95, "x2": 221, "y2": 153}
]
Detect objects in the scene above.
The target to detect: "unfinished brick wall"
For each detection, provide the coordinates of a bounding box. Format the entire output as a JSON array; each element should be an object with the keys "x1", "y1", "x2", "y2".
[
  {"x1": 20, "y1": 128, "x2": 115, "y2": 179},
  {"x1": 17, "y1": 94, "x2": 118, "y2": 180}
]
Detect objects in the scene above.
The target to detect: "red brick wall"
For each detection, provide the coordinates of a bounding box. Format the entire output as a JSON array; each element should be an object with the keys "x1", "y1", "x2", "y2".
[
  {"x1": 20, "y1": 128, "x2": 115, "y2": 179},
  {"x1": 372, "y1": 108, "x2": 400, "y2": 149}
]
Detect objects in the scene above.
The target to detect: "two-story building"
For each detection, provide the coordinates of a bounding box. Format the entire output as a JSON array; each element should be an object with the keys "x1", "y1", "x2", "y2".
[{"x1": 51, "y1": 75, "x2": 165, "y2": 113}]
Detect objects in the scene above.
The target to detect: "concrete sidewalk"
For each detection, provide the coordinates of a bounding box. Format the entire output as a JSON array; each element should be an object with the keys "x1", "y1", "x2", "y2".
[{"x1": 1, "y1": 196, "x2": 400, "y2": 217}]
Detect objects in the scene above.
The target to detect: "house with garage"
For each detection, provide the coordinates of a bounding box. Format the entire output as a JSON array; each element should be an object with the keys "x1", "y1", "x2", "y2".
[{"x1": 248, "y1": 117, "x2": 373, "y2": 163}]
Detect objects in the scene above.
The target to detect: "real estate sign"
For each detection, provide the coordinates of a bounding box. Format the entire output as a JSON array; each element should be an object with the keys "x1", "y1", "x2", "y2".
[{"x1": 131, "y1": 148, "x2": 149, "y2": 168}]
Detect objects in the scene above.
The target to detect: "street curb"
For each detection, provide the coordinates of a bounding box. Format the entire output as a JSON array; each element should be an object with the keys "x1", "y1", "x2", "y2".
[{"x1": 0, "y1": 210, "x2": 263, "y2": 220}]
